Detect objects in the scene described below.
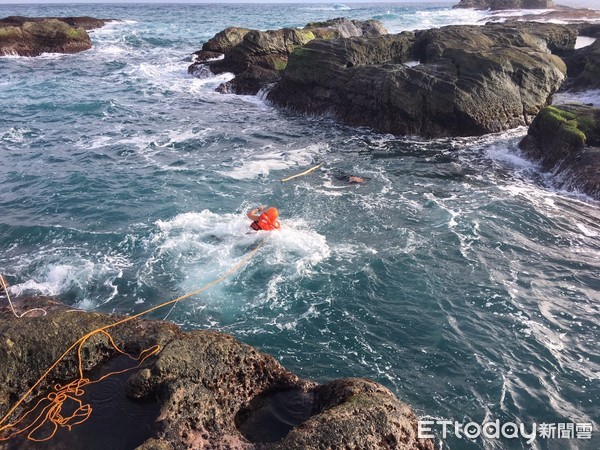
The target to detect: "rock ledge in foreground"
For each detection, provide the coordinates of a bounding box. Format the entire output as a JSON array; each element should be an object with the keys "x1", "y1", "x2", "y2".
[{"x1": 0, "y1": 296, "x2": 434, "y2": 450}]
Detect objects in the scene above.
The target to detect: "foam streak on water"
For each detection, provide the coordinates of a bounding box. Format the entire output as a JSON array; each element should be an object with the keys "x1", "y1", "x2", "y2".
[{"x1": 1, "y1": 3, "x2": 599, "y2": 449}]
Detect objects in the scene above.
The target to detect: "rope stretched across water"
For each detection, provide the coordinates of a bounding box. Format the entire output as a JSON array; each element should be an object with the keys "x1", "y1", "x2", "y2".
[
  {"x1": 0, "y1": 158, "x2": 316, "y2": 441},
  {"x1": 280, "y1": 163, "x2": 322, "y2": 182},
  {"x1": 0, "y1": 238, "x2": 266, "y2": 443}
]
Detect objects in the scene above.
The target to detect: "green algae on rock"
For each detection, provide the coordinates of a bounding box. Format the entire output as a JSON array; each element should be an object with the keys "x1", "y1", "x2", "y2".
[
  {"x1": 0, "y1": 16, "x2": 110, "y2": 57},
  {"x1": 520, "y1": 104, "x2": 600, "y2": 199}
]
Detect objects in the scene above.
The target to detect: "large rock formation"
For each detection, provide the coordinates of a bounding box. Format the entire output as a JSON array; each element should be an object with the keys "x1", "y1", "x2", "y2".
[
  {"x1": 0, "y1": 295, "x2": 434, "y2": 450},
  {"x1": 519, "y1": 104, "x2": 600, "y2": 199},
  {"x1": 0, "y1": 16, "x2": 109, "y2": 57},
  {"x1": 188, "y1": 18, "x2": 388, "y2": 95},
  {"x1": 268, "y1": 22, "x2": 574, "y2": 138},
  {"x1": 453, "y1": 0, "x2": 554, "y2": 9},
  {"x1": 560, "y1": 24, "x2": 600, "y2": 91}
]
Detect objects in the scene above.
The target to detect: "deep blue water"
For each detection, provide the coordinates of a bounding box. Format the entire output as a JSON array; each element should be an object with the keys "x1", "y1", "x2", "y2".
[{"x1": 1, "y1": 3, "x2": 599, "y2": 449}]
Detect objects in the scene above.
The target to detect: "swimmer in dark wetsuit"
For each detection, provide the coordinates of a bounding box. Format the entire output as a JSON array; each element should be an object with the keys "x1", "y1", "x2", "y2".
[{"x1": 332, "y1": 170, "x2": 369, "y2": 184}]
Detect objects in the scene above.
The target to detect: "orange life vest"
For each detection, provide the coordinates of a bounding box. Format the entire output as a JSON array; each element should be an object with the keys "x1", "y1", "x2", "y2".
[{"x1": 250, "y1": 211, "x2": 281, "y2": 231}]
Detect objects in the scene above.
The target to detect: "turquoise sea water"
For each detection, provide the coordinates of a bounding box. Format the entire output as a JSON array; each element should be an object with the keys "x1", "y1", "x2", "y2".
[{"x1": 1, "y1": 3, "x2": 599, "y2": 449}]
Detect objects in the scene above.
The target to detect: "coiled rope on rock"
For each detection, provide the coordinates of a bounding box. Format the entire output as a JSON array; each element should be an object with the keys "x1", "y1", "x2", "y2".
[{"x1": 0, "y1": 238, "x2": 266, "y2": 442}]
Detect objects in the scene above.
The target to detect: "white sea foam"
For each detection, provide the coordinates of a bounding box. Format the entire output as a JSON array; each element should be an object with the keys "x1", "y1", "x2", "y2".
[
  {"x1": 150, "y1": 210, "x2": 330, "y2": 302},
  {"x1": 9, "y1": 264, "x2": 90, "y2": 298},
  {"x1": 1, "y1": 127, "x2": 28, "y2": 144},
  {"x1": 91, "y1": 19, "x2": 138, "y2": 35},
  {"x1": 1, "y1": 51, "x2": 67, "y2": 60},
  {"x1": 97, "y1": 45, "x2": 127, "y2": 55},
  {"x1": 8, "y1": 253, "x2": 129, "y2": 310},
  {"x1": 114, "y1": 125, "x2": 215, "y2": 171},
  {"x1": 554, "y1": 89, "x2": 600, "y2": 107},
  {"x1": 192, "y1": 54, "x2": 224, "y2": 63},
  {"x1": 302, "y1": 4, "x2": 351, "y2": 11},
  {"x1": 575, "y1": 36, "x2": 597, "y2": 49},
  {"x1": 576, "y1": 222, "x2": 598, "y2": 237},
  {"x1": 188, "y1": 72, "x2": 235, "y2": 91},
  {"x1": 484, "y1": 145, "x2": 539, "y2": 172},
  {"x1": 388, "y1": 8, "x2": 488, "y2": 33},
  {"x1": 219, "y1": 143, "x2": 327, "y2": 180}
]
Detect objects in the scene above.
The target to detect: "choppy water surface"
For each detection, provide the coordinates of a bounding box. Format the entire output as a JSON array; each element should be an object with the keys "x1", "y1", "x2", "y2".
[{"x1": 1, "y1": 3, "x2": 599, "y2": 449}]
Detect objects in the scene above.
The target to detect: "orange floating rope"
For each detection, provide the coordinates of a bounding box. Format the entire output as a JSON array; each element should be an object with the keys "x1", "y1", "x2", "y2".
[{"x1": 0, "y1": 238, "x2": 265, "y2": 443}]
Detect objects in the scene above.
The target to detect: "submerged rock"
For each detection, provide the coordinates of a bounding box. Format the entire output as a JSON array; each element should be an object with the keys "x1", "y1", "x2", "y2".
[
  {"x1": 0, "y1": 296, "x2": 434, "y2": 450},
  {"x1": 519, "y1": 104, "x2": 600, "y2": 199},
  {"x1": 268, "y1": 22, "x2": 574, "y2": 138},
  {"x1": 0, "y1": 16, "x2": 110, "y2": 57},
  {"x1": 188, "y1": 18, "x2": 388, "y2": 95}
]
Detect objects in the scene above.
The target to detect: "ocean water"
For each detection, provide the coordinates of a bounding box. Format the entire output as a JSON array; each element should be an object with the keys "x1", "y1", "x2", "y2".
[{"x1": 1, "y1": 3, "x2": 599, "y2": 449}]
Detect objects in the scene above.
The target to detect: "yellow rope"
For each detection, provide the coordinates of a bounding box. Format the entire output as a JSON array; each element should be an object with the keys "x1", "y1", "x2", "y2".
[
  {"x1": 0, "y1": 238, "x2": 266, "y2": 442},
  {"x1": 0, "y1": 275, "x2": 47, "y2": 318},
  {"x1": 281, "y1": 163, "x2": 323, "y2": 182}
]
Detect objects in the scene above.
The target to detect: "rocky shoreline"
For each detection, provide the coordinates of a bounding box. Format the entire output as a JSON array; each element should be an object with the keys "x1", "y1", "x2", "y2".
[
  {"x1": 1, "y1": 7, "x2": 599, "y2": 446},
  {"x1": 268, "y1": 22, "x2": 572, "y2": 137},
  {"x1": 187, "y1": 15, "x2": 600, "y2": 199},
  {"x1": 0, "y1": 296, "x2": 434, "y2": 450},
  {"x1": 2, "y1": 11, "x2": 599, "y2": 197},
  {"x1": 188, "y1": 18, "x2": 388, "y2": 96}
]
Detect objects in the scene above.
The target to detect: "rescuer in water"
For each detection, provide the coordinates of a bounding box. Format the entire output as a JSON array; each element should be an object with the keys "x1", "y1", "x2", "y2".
[{"x1": 247, "y1": 205, "x2": 281, "y2": 231}]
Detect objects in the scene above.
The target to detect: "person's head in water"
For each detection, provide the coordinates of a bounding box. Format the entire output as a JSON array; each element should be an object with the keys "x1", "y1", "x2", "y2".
[
  {"x1": 248, "y1": 205, "x2": 281, "y2": 231},
  {"x1": 333, "y1": 172, "x2": 367, "y2": 184},
  {"x1": 347, "y1": 176, "x2": 365, "y2": 184}
]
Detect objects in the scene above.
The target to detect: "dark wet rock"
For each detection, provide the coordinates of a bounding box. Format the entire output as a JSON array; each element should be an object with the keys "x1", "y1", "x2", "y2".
[
  {"x1": 268, "y1": 22, "x2": 574, "y2": 138},
  {"x1": 562, "y1": 34, "x2": 600, "y2": 91},
  {"x1": 304, "y1": 17, "x2": 388, "y2": 39},
  {"x1": 0, "y1": 16, "x2": 110, "y2": 57},
  {"x1": 453, "y1": 0, "x2": 554, "y2": 9},
  {"x1": 215, "y1": 65, "x2": 281, "y2": 95},
  {"x1": 269, "y1": 378, "x2": 433, "y2": 450},
  {"x1": 191, "y1": 26, "x2": 251, "y2": 64},
  {"x1": 0, "y1": 296, "x2": 433, "y2": 450},
  {"x1": 0, "y1": 296, "x2": 180, "y2": 421},
  {"x1": 0, "y1": 16, "x2": 109, "y2": 30},
  {"x1": 577, "y1": 24, "x2": 600, "y2": 40},
  {"x1": 519, "y1": 104, "x2": 600, "y2": 199},
  {"x1": 188, "y1": 18, "x2": 388, "y2": 95}
]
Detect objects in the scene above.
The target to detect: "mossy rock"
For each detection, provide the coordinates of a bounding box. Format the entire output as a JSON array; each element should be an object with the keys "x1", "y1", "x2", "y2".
[
  {"x1": 536, "y1": 106, "x2": 587, "y2": 149},
  {"x1": 273, "y1": 57, "x2": 288, "y2": 71},
  {"x1": 293, "y1": 29, "x2": 316, "y2": 43},
  {"x1": 539, "y1": 105, "x2": 576, "y2": 123},
  {"x1": 0, "y1": 26, "x2": 22, "y2": 39},
  {"x1": 67, "y1": 27, "x2": 88, "y2": 41},
  {"x1": 1, "y1": 18, "x2": 92, "y2": 56}
]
